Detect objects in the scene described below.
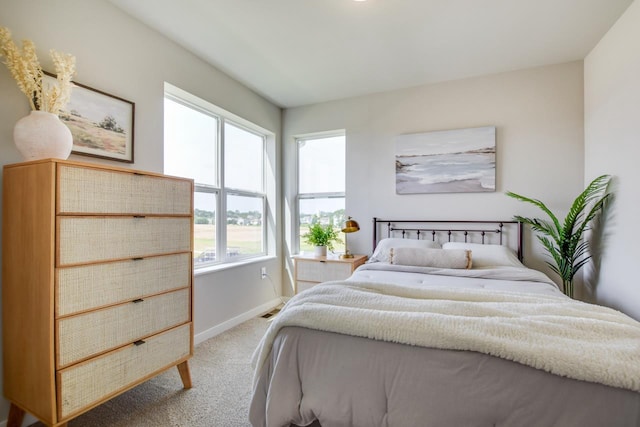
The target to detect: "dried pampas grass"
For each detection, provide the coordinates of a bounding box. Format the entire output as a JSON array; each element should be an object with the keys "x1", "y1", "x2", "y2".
[{"x1": 0, "y1": 26, "x2": 76, "y2": 114}]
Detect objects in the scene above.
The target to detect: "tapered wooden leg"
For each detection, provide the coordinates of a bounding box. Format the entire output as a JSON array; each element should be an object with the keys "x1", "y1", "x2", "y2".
[
  {"x1": 177, "y1": 360, "x2": 192, "y2": 389},
  {"x1": 7, "y1": 403, "x2": 25, "y2": 427}
]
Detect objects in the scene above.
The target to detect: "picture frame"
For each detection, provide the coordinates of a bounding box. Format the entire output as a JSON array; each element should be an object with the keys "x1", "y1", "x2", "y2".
[
  {"x1": 395, "y1": 126, "x2": 496, "y2": 194},
  {"x1": 44, "y1": 72, "x2": 135, "y2": 163}
]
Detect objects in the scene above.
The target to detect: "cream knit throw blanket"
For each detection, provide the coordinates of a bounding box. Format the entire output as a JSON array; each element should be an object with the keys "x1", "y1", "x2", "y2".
[{"x1": 253, "y1": 281, "x2": 640, "y2": 392}]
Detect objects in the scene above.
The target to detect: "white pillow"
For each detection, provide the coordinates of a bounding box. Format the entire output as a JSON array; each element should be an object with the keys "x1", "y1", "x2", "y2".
[
  {"x1": 369, "y1": 238, "x2": 441, "y2": 263},
  {"x1": 390, "y1": 247, "x2": 472, "y2": 269},
  {"x1": 442, "y1": 242, "x2": 523, "y2": 268}
]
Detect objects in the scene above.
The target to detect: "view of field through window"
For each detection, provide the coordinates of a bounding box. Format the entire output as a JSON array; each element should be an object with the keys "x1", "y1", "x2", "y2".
[
  {"x1": 194, "y1": 223, "x2": 263, "y2": 264},
  {"x1": 193, "y1": 195, "x2": 264, "y2": 265}
]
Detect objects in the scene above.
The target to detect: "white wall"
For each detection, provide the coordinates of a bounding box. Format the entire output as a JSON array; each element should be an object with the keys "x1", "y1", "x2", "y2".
[
  {"x1": 0, "y1": 0, "x2": 282, "y2": 423},
  {"x1": 283, "y1": 61, "x2": 585, "y2": 296},
  {"x1": 584, "y1": 0, "x2": 640, "y2": 320}
]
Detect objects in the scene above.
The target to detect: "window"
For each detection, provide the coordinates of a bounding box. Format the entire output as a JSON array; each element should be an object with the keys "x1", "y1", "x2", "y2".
[
  {"x1": 164, "y1": 85, "x2": 268, "y2": 269},
  {"x1": 297, "y1": 133, "x2": 346, "y2": 253}
]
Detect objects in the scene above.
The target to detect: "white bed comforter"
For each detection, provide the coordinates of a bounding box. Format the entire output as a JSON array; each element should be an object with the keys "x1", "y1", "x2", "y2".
[
  {"x1": 253, "y1": 267, "x2": 640, "y2": 392},
  {"x1": 350, "y1": 262, "x2": 562, "y2": 294}
]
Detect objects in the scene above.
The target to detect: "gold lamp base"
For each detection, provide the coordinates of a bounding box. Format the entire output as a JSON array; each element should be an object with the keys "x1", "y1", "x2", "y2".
[{"x1": 340, "y1": 252, "x2": 354, "y2": 259}]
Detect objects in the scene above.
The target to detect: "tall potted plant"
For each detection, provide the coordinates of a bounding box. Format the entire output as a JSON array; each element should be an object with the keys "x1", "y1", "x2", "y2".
[
  {"x1": 302, "y1": 223, "x2": 342, "y2": 257},
  {"x1": 506, "y1": 175, "x2": 611, "y2": 298}
]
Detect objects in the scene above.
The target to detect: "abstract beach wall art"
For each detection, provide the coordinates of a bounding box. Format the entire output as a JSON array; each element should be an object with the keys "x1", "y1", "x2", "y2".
[{"x1": 395, "y1": 126, "x2": 496, "y2": 194}]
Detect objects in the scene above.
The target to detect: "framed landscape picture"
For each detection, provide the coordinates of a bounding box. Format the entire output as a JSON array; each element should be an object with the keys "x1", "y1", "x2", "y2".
[
  {"x1": 395, "y1": 126, "x2": 496, "y2": 194},
  {"x1": 44, "y1": 73, "x2": 135, "y2": 163}
]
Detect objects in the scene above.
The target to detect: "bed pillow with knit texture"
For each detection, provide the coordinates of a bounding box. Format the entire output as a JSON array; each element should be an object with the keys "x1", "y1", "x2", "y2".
[
  {"x1": 389, "y1": 247, "x2": 472, "y2": 269},
  {"x1": 369, "y1": 238, "x2": 441, "y2": 263},
  {"x1": 442, "y1": 242, "x2": 523, "y2": 268}
]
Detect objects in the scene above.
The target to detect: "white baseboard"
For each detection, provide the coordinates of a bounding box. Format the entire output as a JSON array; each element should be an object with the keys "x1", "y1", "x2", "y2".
[{"x1": 194, "y1": 297, "x2": 281, "y2": 345}]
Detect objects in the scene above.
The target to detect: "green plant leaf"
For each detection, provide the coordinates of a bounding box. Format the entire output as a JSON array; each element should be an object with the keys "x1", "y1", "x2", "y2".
[
  {"x1": 507, "y1": 175, "x2": 611, "y2": 296},
  {"x1": 302, "y1": 223, "x2": 343, "y2": 251},
  {"x1": 507, "y1": 192, "x2": 562, "y2": 237}
]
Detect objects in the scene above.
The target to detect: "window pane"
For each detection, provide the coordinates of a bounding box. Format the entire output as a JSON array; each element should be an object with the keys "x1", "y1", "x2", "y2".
[
  {"x1": 164, "y1": 97, "x2": 218, "y2": 186},
  {"x1": 227, "y1": 194, "x2": 264, "y2": 257},
  {"x1": 194, "y1": 191, "x2": 217, "y2": 266},
  {"x1": 225, "y1": 122, "x2": 263, "y2": 192},
  {"x1": 299, "y1": 197, "x2": 345, "y2": 253},
  {"x1": 299, "y1": 135, "x2": 345, "y2": 194},
  {"x1": 165, "y1": 86, "x2": 271, "y2": 268}
]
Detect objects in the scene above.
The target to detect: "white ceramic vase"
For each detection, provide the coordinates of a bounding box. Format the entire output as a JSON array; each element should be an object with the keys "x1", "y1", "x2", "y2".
[{"x1": 13, "y1": 110, "x2": 73, "y2": 161}]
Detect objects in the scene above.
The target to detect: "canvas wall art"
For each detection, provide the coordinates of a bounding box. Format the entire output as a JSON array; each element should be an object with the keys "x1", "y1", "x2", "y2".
[
  {"x1": 395, "y1": 126, "x2": 496, "y2": 194},
  {"x1": 44, "y1": 73, "x2": 135, "y2": 163}
]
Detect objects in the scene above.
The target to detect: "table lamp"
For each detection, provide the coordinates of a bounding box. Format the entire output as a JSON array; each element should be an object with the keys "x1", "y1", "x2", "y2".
[{"x1": 340, "y1": 216, "x2": 360, "y2": 259}]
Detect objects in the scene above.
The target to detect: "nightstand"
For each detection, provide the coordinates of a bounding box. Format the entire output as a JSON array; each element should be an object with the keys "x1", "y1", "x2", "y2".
[{"x1": 293, "y1": 254, "x2": 367, "y2": 294}]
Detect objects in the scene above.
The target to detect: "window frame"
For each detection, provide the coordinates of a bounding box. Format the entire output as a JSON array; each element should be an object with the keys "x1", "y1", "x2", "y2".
[
  {"x1": 295, "y1": 131, "x2": 346, "y2": 254},
  {"x1": 164, "y1": 84, "x2": 270, "y2": 270}
]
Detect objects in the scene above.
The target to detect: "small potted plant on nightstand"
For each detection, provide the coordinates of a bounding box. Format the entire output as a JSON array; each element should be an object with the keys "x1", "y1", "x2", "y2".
[{"x1": 303, "y1": 223, "x2": 342, "y2": 257}]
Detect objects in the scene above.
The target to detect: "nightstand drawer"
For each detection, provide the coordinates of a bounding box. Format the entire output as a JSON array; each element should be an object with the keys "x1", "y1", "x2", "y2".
[
  {"x1": 56, "y1": 253, "x2": 191, "y2": 316},
  {"x1": 296, "y1": 259, "x2": 353, "y2": 282},
  {"x1": 293, "y1": 255, "x2": 367, "y2": 294},
  {"x1": 57, "y1": 165, "x2": 192, "y2": 215},
  {"x1": 57, "y1": 217, "x2": 191, "y2": 265},
  {"x1": 58, "y1": 323, "x2": 191, "y2": 420},
  {"x1": 57, "y1": 288, "x2": 190, "y2": 368},
  {"x1": 296, "y1": 281, "x2": 318, "y2": 293}
]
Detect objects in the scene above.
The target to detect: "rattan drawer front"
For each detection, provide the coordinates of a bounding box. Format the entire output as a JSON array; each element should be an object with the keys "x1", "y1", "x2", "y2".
[
  {"x1": 56, "y1": 253, "x2": 191, "y2": 316},
  {"x1": 296, "y1": 281, "x2": 318, "y2": 293},
  {"x1": 58, "y1": 165, "x2": 192, "y2": 215},
  {"x1": 58, "y1": 217, "x2": 191, "y2": 265},
  {"x1": 57, "y1": 288, "x2": 190, "y2": 368},
  {"x1": 296, "y1": 260, "x2": 352, "y2": 282},
  {"x1": 58, "y1": 323, "x2": 191, "y2": 419}
]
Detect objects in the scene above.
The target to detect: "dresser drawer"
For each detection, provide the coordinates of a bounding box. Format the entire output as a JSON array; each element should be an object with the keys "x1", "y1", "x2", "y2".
[
  {"x1": 57, "y1": 323, "x2": 191, "y2": 420},
  {"x1": 57, "y1": 217, "x2": 191, "y2": 265},
  {"x1": 57, "y1": 288, "x2": 190, "y2": 368},
  {"x1": 56, "y1": 253, "x2": 191, "y2": 316},
  {"x1": 57, "y1": 165, "x2": 192, "y2": 215},
  {"x1": 296, "y1": 260, "x2": 353, "y2": 282}
]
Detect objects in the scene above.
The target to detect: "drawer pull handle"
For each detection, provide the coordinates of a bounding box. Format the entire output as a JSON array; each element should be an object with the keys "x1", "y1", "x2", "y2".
[
  {"x1": 319, "y1": 260, "x2": 326, "y2": 263},
  {"x1": 133, "y1": 172, "x2": 144, "y2": 176},
  {"x1": 132, "y1": 257, "x2": 144, "y2": 261},
  {"x1": 133, "y1": 339, "x2": 146, "y2": 346},
  {"x1": 133, "y1": 215, "x2": 146, "y2": 218},
  {"x1": 132, "y1": 298, "x2": 144, "y2": 303}
]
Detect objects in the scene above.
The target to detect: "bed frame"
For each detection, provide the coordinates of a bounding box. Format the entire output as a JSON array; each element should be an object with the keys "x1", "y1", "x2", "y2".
[{"x1": 372, "y1": 218, "x2": 524, "y2": 261}]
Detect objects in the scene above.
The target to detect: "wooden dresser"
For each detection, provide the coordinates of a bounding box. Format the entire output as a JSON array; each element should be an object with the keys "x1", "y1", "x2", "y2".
[{"x1": 2, "y1": 159, "x2": 194, "y2": 427}]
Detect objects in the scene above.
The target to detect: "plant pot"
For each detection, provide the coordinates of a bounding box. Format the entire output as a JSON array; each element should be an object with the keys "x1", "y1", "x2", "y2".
[
  {"x1": 13, "y1": 110, "x2": 73, "y2": 161},
  {"x1": 314, "y1": 245, "x2": 327, "y2": 257}
]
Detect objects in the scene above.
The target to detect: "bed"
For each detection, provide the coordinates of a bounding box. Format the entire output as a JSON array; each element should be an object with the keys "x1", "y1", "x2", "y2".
[{"x1": 250, "y1": 219, "x2": 640, "y2": 427}]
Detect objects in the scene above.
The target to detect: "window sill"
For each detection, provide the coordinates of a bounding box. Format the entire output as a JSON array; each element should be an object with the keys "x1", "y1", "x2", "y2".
[{"x1": 194, "y1": 255, "x2": 277, "y2": 277}]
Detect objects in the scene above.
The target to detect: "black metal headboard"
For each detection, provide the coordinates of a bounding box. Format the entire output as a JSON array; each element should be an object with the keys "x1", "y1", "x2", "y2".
[{"x1": 372, "y1": 218, "x2": 524, "y2": 261}]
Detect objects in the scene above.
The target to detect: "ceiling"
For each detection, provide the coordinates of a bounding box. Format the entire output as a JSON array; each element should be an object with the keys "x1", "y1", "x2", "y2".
[{"x1": 109, "y1": 0, "x2": 632, "y2": 108}]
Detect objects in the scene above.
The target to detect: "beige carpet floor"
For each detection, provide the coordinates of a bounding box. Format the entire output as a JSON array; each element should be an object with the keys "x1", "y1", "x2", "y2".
[{"x1": 32, "y1": 316, "x2": 271, "y2": 427}]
